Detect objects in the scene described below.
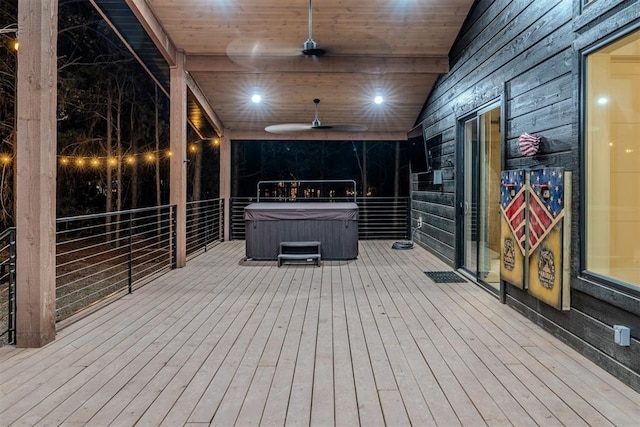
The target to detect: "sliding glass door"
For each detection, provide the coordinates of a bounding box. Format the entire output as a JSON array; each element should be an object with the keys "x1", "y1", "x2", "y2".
[{"x1": 459, "y1": 106, "x2": 502, "y2": 290}]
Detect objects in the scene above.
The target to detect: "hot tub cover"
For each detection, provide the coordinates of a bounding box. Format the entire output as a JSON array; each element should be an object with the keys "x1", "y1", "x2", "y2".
[{"x1": 244, "y1": 202, "x2": 358, "y2": 221}]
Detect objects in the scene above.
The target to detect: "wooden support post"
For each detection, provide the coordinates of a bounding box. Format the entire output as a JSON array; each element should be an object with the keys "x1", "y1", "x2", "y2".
[
  {"x1": 220, "y1": 130, "x2": 231, "y2": 240},
  {"x1": 15, "y1": 0, "x2": 59, "y2": 347},
  {"x1": 170, "y1": 50, "x2": 187, "y2": 267}
]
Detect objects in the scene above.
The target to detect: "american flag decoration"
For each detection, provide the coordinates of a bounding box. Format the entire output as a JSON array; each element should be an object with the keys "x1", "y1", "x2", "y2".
[
  {"x1": 518, "y1": 133, "x2": 541, "y2": 156},
  {"x1": 528, "y1": 169, "x2": 565, "y2": 253},
  {"x1": 500, "y1": 170, "x2": 527, "y2": 254}
]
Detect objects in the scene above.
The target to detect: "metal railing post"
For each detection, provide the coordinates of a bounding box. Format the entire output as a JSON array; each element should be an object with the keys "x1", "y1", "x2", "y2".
[
  {"x1": 204, "y1": 202, "x2": 209, "y2": 252},
  {"x1": 227, "y1": 198, "x2": 232, "y2": 241},
  {"x1": 221, "y1": 199, "x2": 225, "y2": 241},
  {"x1": 8, "y1": 228, "x2": 16, "y2": 344},
  {"x1": 128, "y1": 212, "x2": 133, "y2": 293},
  {"x1": 172, "y1": 206, "x2": 178, "y2": 269},
  {"x1": 406, "y1": 197, "x2": 412, "y2": 240}
]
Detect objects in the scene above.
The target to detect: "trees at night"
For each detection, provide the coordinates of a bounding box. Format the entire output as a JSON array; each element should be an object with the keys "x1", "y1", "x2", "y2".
[
  {"x1": 232, "y1": 140, "x2": 408, "y2": 199},
  {"x1": 0, "y1": 1, "x2": 184, "y2": 227}
]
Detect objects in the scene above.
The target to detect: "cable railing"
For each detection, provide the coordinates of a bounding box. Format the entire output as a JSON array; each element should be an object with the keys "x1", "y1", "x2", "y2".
[
  {"x1": 186, "y1": 198, "x2": 224, "y2": 258},
  {"x1": 230, "y1": 197, "x2": 254, "y2": 240},
  {"x1": 55, "y1": 205, "x2": 176, "y2": 322},
  {"x1": 0, "y1": 227, "x2": 16, "y2": 345},
  {"x1": 230, "y1": 196, "x2": 410, "y2": 240},
  {"x1": 6, "y1": 194, "x2": 407, "y2": 341},
  {"x1": 357, "y1": 197, "x2": 411, "y2": 240}
]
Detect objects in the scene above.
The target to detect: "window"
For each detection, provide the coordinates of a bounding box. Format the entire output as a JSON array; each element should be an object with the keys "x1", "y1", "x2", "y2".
[{"x1": 585, "y1": 29, "x2": 640, "y2": 289}]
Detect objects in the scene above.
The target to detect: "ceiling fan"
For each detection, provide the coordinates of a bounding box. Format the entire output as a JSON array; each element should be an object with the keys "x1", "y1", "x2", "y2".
[
  {"x1": 226, "y1": 0, "x2": 328, "y2": 60},
  {"x1": 265, "y1": 99, "x2": 368, "y2": 133},
  {"x1": 302, "y1": 0, "x2": 325, "y2": 56}
]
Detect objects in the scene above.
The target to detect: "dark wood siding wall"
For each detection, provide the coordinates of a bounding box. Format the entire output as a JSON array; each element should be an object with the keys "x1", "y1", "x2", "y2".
[{"x1": 412, "y1": 0, "x2": 640, "y2": 391}]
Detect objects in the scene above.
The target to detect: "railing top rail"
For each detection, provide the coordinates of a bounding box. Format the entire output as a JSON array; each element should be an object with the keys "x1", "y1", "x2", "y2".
[
  {"x1": 186, "y1": 198, "x2": 222, "y2": 207},
  {"x1": 257, "y1": 179, "x2": 357, "y2": 202},
  {"x1": 56, "y1": 205, "x2": 176, "y2": 224},
  {"x1": 233, "y1": 195, "x2": 407, "y2": 200},
  {"x1": 0, "y1": 227, "x2": 16, "y2": 241}
]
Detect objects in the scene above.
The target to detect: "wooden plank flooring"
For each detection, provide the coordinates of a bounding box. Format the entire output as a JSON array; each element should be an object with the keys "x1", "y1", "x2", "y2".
[{"x1": 1, "y1": 240, "x2": 640, "y2": 426}]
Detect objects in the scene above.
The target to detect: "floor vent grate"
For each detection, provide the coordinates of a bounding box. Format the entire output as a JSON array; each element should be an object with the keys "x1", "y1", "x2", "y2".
[{"x1": 424, "y1": 271, "x2": 467, "y2": 283}]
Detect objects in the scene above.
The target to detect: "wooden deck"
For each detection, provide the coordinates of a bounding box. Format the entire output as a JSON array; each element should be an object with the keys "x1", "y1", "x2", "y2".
[{"x1": 1, "y1": 241, "x2": 639, "y2": 426}]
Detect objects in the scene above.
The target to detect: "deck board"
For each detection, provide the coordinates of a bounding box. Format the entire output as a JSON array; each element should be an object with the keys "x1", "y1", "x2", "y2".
[{"x1": 1, "y1": 240, "x2": 639, "y2": 426}]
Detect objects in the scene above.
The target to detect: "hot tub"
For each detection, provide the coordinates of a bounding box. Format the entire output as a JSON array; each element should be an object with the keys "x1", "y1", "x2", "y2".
[{"x1": 244, "y1": 202, "x2": 358, "y2": 260}]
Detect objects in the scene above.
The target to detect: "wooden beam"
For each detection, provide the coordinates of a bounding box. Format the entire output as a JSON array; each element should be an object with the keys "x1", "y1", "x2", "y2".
[
  {"x1": 15, "y1": 0, "x2": 58, "y2": 347},
  {"x1": 230, "y1": 130, "x2": 408, "y2": 142},
  {"x1": 219, "y1": 130, "x2": 232, "y2": 241},
  {"x1": 125, "y1": 0, "x2": 177, "y2": 66},
  {"x1": 185, "y1": 73, "x2": 224, "y2": 137},
  {"x1": 186, "y1": 55, "x2": 449, "y2": 74},
  {"x1": 170, "y1": 50, "x2": 187, "y2": 267},
  {"x1": 407, "y1": 123, "x2": 423, "y2": 139}
]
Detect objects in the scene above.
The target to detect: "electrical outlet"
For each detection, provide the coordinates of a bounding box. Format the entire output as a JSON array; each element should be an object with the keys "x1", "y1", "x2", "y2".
[{"x1": 614, "y1": 325, "x2": 631, "y2": 346}]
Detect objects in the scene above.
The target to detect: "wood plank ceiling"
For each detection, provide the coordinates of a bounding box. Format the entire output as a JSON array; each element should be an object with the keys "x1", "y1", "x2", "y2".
[{"x1": 141, "y1": 0, "x2": 475, "y2": 139}]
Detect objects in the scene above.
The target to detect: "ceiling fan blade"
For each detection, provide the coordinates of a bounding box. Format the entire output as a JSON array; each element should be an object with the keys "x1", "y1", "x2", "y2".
[
  {"x1": 227, "y1": 37, "x2": 300, "y2": 58},
  {"x1": 322, "y1": 124, "x2": 368, "y2": 132},
  {"x1": 265, "y1": 123, "x2": 314, "y2": 133},
  {"x1": 265, "y1": 123, "x2": 368, "y2": 133}
]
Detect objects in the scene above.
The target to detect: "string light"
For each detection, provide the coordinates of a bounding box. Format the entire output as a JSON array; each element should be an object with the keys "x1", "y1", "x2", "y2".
[
  {"x1": 58, "y1": 149, "x2": 171, "y2": 168},
  {"x1": 1, "y1": 154, "x2": 12, "y2": 164},
  {"x1": 54, "y1": 144, "x2": 216, "y2": 169}
]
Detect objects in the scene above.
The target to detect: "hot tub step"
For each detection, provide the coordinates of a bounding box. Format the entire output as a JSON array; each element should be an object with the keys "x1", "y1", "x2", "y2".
[{"x1": 278, "y1": 241, "x2": 321, "y2": 267}]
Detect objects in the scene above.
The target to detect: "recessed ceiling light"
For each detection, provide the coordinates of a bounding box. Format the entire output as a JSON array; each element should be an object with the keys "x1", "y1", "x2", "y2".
[
  {"x1": 251, "y1": 94, "x2": 262, "y2": 103},
  {"x1": 374, "y1": 95, "x2": 384, "y2": 104},
  {"x1": 597, "y1": 97, "x2": 608, "y2": 105}
]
